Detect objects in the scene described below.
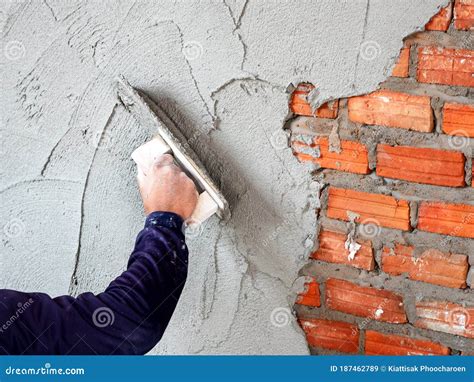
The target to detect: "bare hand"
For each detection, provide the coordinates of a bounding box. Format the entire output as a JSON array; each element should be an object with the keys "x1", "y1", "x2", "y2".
[{"x1": 138, "y1": 154, "x2": 198, "y2": 220}]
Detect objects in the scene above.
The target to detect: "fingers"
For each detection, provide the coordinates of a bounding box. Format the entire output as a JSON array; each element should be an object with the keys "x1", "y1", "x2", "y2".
[{"x1": 154, "y1": 153, "x2": 174, "y2": 167}]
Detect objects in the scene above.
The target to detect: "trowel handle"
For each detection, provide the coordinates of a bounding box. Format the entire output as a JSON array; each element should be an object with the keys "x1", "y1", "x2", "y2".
[{"x1": 131, "y1": 137, "x2": 219, "y2": 224}]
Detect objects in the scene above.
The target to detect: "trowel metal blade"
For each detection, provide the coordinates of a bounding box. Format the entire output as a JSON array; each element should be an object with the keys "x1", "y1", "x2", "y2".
[{"x1": 116, "y1": 75, "x2": 230, "y2": 220}]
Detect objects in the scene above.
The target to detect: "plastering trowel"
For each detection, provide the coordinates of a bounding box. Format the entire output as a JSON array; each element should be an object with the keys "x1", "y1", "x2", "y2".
[{"x1": 116, "y1": 76, "x2": 229, "y2": 224}]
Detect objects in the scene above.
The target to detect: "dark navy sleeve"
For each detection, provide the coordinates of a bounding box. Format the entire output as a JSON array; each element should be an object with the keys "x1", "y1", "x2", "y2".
[{"x1": 0, "y1": 211, "x2": 188, "y2": 355}]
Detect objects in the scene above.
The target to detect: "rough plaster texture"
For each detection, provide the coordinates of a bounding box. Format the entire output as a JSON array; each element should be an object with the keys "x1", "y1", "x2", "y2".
[{"x1": 1, "y1": 0, "x2": 447, "y2": 354}]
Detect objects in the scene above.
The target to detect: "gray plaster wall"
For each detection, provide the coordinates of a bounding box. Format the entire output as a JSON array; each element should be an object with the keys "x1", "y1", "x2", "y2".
[{"x1": 0, "y1": 0, "x2": 446, "y2": 354}]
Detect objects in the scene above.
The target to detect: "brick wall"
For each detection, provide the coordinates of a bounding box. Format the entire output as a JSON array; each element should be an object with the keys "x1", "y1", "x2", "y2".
[{"x1": 291, "y1": 1, "x2": 474, "y2": 355}]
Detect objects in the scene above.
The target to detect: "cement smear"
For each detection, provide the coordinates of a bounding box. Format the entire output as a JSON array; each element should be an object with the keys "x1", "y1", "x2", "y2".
[{"x1": 1, "y1": 0, "x2": 446, "y2": 354}]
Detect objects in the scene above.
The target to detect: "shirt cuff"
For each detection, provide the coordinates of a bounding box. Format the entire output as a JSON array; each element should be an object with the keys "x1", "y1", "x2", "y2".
[{"x1": 145, "y1": 211, "x2": 184, "y2": 231}]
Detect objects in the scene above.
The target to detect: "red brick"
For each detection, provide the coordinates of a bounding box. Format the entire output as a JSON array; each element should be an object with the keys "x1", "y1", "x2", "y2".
[
  {"x1": 348, "y1": 90, "x2": 434, "y2": 132},
  {"x1": 392, "y1": 48, "x2": 410, "y2": 77},
  {"x1": 415, "y1": 301, "x2": 474, "y2": 338},
  {"x1": 327, "y1": 187, "x2": 411, "y2": 231},
  {"x1": 442, "y1": 102, "x2": 474, "y2": 137},
  {"x1": 292, "y1": 136, "x2": 370, "y2": 174},
  {"x1": 417, "y1": 46, "x2": 474, "y2": 87},
  {"x1": 290, "y1": 83, "x2": 339, "y2": 118},
  {"x1": 365, "y1": 330, "x2": 450, "y2": 355},
  {"x1": 382, "y1": 244, "x2": 469, "y2": 288},
  {"x1": 296, "y1": 277, "x2": 321, "y2": 307},
  {"x1": 376, "y1": 144, "x2": 465, "y2": 187},
  {"x1": 312, "y1": 230, "x2": 375, "y2": 271},
  {"x1": 425, "y1": 3, "x2": 453, "y2": 31},
  {"x1": 418, "y1": 201, "x2": 474, "y2": 238},
  {"x1": 325, "y1": 278, "x2": 407, "y2": 323},
  {"x1": 299, "y1": 318, "x2": 359, "y2": 354},
  {"x1": 454, "y1": 0, "x2": 474, "y2": 30}
]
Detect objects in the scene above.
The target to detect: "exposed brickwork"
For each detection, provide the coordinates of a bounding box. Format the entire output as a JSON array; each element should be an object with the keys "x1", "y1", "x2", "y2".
[
  {"x1": 417, "y1": 202, "x2": 474, "y2": 238},
  {"x1": 296, "y1": 277, "x2": 321, "y2": 307},
  {"x1": 415, "y1": 301, "x2": 474, "y2": 338},
  {"x1": 299, "y1": 318, "x2": 359, "y2": 354},
  {"x1": 442, "y1": 102, "x2": 474, "y2": 137},
  {"x1": 292, "y1": 3, "x2": 473, "y2": 355},
  {"x1": 325, "y1": 278, "x2": 407, "y2": 323},
  {"x1": 454, "y1": 0, "x2": 474, "y2": 30},
  {"x1": 417, "y1": 46, "x2": 474, "y2": 87},
  {"x1": 376, "y1": 144, "x2": 466, "y2": 187},
  {"x1": 425, "y1": 3, "x2": 453, "y2": 31},
  {"x1": 312, "y1": 229, "x2": 375, "y2": 270},
  {"x1": 382, "y1": 244, "x2": 469, "y2": 288},
  {"x1": 365, "y1": 330, "x2": 450, "y2": 355},
  {"x1": 292, "y1": 136, "x2": 370, "y2": 174},
  {"x1": 348, "y1": 90, "x2": 434, "y2": 132},
  {"x1": 392, "y1": 48, "x2": 410, "y2": 77},
  {"x1": 290, "y1": 83, "x2": 339, "y2": 118},
  {"x1": 327, "y1": 187, "x2": 411, "y2": 231}
]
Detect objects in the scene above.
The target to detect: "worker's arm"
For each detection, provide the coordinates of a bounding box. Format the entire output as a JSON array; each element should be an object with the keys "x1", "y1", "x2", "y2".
[{"x1": 0, "y1": 154, "x2": 198, "y2": 355}]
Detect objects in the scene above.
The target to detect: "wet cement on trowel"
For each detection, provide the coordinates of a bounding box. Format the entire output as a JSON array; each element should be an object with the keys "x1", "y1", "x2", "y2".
[{"x1": 1, "y1": 0, "x2": 447, "y2": 354}]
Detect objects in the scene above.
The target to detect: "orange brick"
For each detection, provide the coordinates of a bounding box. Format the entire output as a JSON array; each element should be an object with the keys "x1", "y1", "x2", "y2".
[
  {"x1": 382, "y1": 244, "x2": 469, "y2": 288},
  {"x1": 312, "y1": 230, "x2": 375, "y2": 271},
  {"x1": 290, "y1": 83, "x2": 339, "y2": 118},
  {"x1": 299, "y1": 318, "x2": 359, "y2": 353},
  {"x1": 348, "y1": 90, "x2": 434, "y2": 132},
  {"x1": 325, "y1": 278, "x2": 407, "y2": 323},
  {"x1": 415, "y1": 301, "x2": 474, "y2": 338},
  {"x1": 442, "y1": 102, "x2": 474, "y2": 137},
  {"x1": 454, "y1": 0, "x2": 474, "y2": 30},
  {"x1": 292, "y1": 136, "x2": 370, "y2": 174},
  {"x1": 418, "y1": 201, "x2": 474, "y2": 238},
  {"x1": 365, "y1": 330, "x2": 450, "y2": 355},
  {"x1": 327, "y1": 187, "x2": 411, "y2": 231},
  {"x1": 392, "y1": 48, "x2": 410, "y2": 77},
  {"x1": 296, "y1": 277, "x2": 321, "y2": 307},
  {"x1": 417, "y1": 46, "x2": 474, "y2": 87},
  {"x1": 425, "y1": 3, "x2": 453, "y2": 31},
  {"x1": 376, "y1": 144, "x2": 465, "y2": 187}
]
